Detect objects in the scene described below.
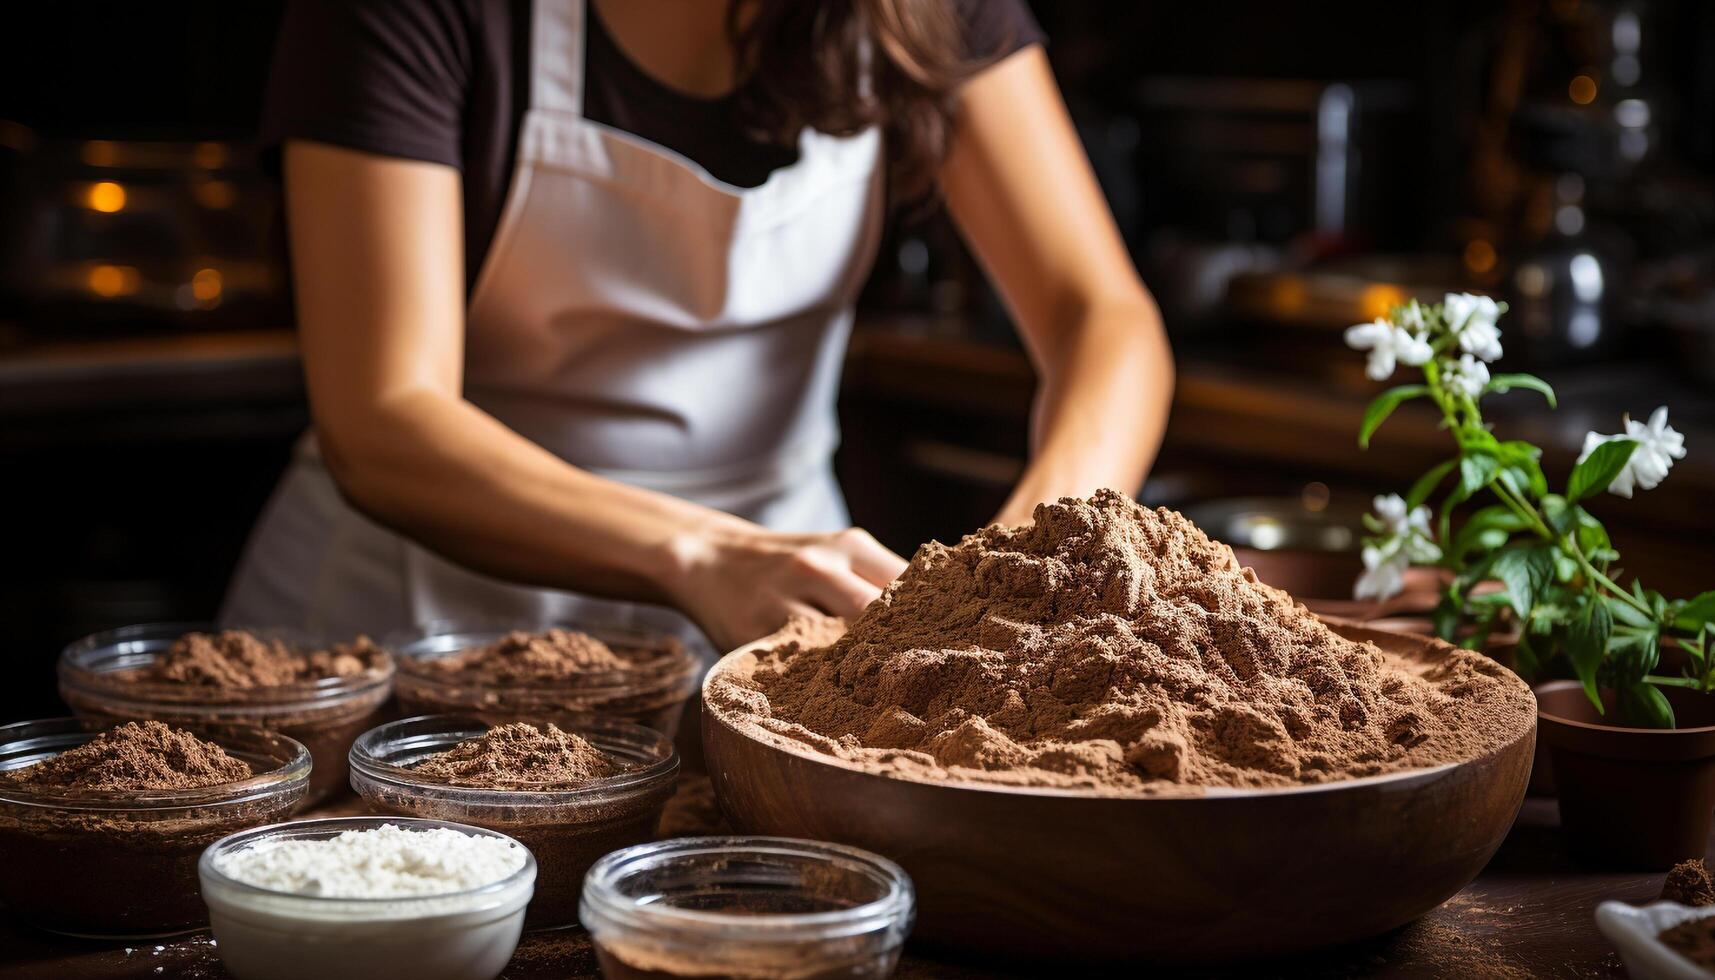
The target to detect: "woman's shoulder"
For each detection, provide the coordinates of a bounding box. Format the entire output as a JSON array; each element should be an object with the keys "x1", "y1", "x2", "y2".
[
  {"x1": 956, "y1": 0, "x2": 1047, "y2": 61},
  {"x1": 261, "y1": 0, "x2": 521, "y2": 170}
]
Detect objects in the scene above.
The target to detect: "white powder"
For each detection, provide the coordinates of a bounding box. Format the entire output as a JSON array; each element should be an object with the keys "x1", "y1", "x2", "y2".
[{"x1": 212, "y1": 823, "x2": 527, "y2": 898}]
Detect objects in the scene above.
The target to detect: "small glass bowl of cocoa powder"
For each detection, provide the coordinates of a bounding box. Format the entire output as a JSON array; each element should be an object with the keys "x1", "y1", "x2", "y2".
[
  {"x1": 58, "y1": 623, "x2": 395, "y2": 805},
  {"x1": 0, "y1": 717, "x2": 309, "y2": 939},
  {"x1": 580, "y1": 837, "x2": 916, "y2": 980},
  {"x1": 349, "y1": 714, "x2": 680, "y2": 930},
  {"x1": 390, "y1": 620, "x2": 702, "y2": 738}
]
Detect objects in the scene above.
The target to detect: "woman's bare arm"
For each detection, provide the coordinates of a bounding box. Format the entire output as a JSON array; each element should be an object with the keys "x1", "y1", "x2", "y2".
[
  {"x1": 283, "y1": 141, "x2": 903, "y2": 649},
  {"x1": 938, "y1": 47, "x2": 1174, "y2": 525}
]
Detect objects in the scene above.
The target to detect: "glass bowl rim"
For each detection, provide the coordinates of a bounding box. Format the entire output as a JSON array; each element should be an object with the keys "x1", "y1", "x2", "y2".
[
  {"x1": 386, "y1": 619, "x2": 702, "y2": 696},
  {"x1": 349, "y1": 713, "x2": 681, "y2": 804},
  {"x1": 58, "y1": 622, "x2": 395, "y2": 709},
  {"x1": 0, "y1": 716, "x2": 311, "y2": 810},
  {"x1": 580, "y1": 835, "x2": 915, "y2": 939}
]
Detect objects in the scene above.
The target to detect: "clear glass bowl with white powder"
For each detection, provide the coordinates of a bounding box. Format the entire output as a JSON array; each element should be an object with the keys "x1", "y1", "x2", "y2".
[
  {"x1": 199, "y1": 816, "x2": 536, "y2": 980},
  {"x1": 580, "y1": 836, "x2": 916, "y2": 979}
]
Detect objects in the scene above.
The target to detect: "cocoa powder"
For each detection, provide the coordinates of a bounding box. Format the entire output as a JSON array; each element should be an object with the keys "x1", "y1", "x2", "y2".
[
  {"x1": 1664, "y1": 859, "x2": 1715, "y2": 906},
  {"x1": 1661, "y1": 916, "x2": 1715, "y2": 971},
  {"x1": 0, "y1": 721, "x2": 251, "y2": 792},
  {"x1": 137, "y1": 631, "x2": 383, "y2": 688},
  {"x1": 710, "y1": 490, "x2": 1534, "y2": 794},
  {"x1": 412, "y1": 722, "x2": 632, "y2": 788},
  {"x1": 425, "y1": 628, "x2": 638, "y2": 681}
]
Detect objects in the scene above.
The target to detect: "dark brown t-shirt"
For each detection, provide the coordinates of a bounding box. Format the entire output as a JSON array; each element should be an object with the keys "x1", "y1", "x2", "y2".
[{"x1": 262, "y1": 0, "x2": 1044, "y2": 291}]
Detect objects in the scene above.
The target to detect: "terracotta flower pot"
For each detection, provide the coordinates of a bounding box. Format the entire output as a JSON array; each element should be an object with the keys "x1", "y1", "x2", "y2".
[{"x1": 1536, "y1": 681, "x2": 1715, "y2": 870}]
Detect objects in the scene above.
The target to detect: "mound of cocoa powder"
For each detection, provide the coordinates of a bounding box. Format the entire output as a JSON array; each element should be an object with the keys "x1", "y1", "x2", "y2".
[
  {"x1": 709, "y1": 490, "x2": 1534, "y2": 794},
  {"x1": 0, "y1": 721, "x2": 251, "y2": 792},
  {"x1": 1664, "y1": 859, "x2": 1715, "y2": 906},
  {"x1": 423, "y1": 629, "x2": 644, "y2": 681},
  {"x1": 136, "y1": 630, "x2": 384, "y2": 688},
  {"x1": 412, "y1": 723, "x2": 633, "y2": 787}
]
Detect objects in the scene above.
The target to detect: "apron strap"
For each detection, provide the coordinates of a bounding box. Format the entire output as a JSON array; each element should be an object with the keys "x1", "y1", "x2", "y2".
[{"x1": 531, "y1": 0, "x2": 587, "y2": 117}]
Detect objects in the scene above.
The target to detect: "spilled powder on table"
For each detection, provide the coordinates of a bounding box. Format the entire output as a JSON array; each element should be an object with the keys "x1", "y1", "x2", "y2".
[
  {"x1": 137, "y1": 630, "x2": 383, "y2": 688},
  {"x1": 410, "y1": 722, "x2": 631, "y2": 788},
  {"x1": 709, "y1": 490, "x2": 1534, "y2": 794},
  {"x1": 0, "y1": 721, "x2": 252, "y2": 792}
]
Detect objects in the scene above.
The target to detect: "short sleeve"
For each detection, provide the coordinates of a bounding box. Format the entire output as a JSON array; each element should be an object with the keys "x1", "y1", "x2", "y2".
[
  {"x1": 958, "y1": 0, "x2": 1046, "y2": 62},
  {"x1": 260, "y1": 0, "x2": 473, "y2": 171}
]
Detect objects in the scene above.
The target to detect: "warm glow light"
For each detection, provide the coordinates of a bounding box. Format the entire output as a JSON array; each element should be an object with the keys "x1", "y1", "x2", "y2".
[
  {"x1": 193, "y1": 141, "x2": 229, "y2": 170},
  {"x1": 82, "y1": 140, "x2": 118, "y2": 167},
  {"x1": 191, "y1": 267, "x2": 223, "y2": 303},
  {"x1": 1301, "y1": 481, "x2": 1331, "y2": 513},
  {"x1": 85, "y1": 181, "x2": 126, "y2": 213},
  {"x1": 194, "y1": 179, "x2": 236, "y2": 210},
  {"x1": 1569, "y1": 74, "x2": 1598, "y2": 105},
  {"x1": 1270, "y1": 279, "x2": 1307, "y2": 315},
  {"x1": 1359, "y1": 284, "x2": 1406, "y2": 321},
  {"x1": 1464, "y1": 239, "x2": 1497, "y2": 275},
  {"x1": 86, "y1": 264, "x2": 139, "y2": 298}
]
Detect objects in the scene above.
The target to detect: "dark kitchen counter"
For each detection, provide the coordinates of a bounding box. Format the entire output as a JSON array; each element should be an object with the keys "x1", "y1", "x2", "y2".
[{"x1": 0, "y1": 787, "x2": 1668, "y2": 978}]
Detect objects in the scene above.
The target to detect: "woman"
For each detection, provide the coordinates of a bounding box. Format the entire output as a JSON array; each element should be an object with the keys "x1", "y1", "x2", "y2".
[{"x1": 224, "y1": 0, "x2": 1173, "y2": 653}]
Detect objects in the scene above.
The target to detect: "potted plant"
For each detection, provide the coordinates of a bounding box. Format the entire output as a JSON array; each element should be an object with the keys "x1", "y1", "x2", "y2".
[{"x1": 1344, "y1": 293, "x2": 1715, "y2": 869}]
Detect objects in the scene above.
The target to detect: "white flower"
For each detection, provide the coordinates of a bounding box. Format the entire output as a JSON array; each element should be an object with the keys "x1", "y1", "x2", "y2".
[
  {"x1": 1444, "y1": 292, "x2": 1504, "y2": 362},
  {"x1": 1345, "y1": 318, "x2": 1434, "y2": 381},
  {"x1": 1356, "y1": 545, "x2": 1407, "y2": 601},
  {"x1": 1442, "y1": 354, "x2": 1491, "y2": 400},
  {"x1": 1578, "y1": 406, "x2": 1687, "y2": 498},
  {"x1": 1398, "y1": 299, "x2": 1427, "y2": 332},
  {"x1": 1355, "y1": 495, "x2": 1442, "y2": 600}
]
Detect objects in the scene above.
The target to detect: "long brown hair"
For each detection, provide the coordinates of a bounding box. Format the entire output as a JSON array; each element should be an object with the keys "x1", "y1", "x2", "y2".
[{"x1": 729, "y1": 0, "x2": 997, "y2": 202}]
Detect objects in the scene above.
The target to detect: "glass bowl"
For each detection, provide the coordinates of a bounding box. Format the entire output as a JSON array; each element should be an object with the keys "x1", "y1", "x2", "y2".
[
  {"x1": 350, "y1": 714, "x2": 679, "y2": 929},
  {"x1": 200, "y1": 816, "x2": 535, "y2": 980},
  {"x1": 580, "y1": 836, "x2": 916, "y2": 979},
  {"x1": 388, "y1": 619, "x2": 702, "y2": 738},
  {"x1": 0, "y1": 717, "x2": 310, "y2": 939},
  {"x1": 58, "y1": 622, "x2": 395, "y2": 805}
]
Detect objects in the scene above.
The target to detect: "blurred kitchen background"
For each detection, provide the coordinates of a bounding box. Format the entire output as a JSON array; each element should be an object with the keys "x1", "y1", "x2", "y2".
[{"x1": 3, "y1": 0, "x2": 1714, "y2": 719}]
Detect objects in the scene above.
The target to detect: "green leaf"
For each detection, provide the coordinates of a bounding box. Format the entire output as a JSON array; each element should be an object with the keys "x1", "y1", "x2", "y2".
[
  {"x1": 1565, "y1": 598, "x2": 1613, "y2": 712},
  {"x1": 1567, "y1": 439, "x2": 1639, "y2": 502},
  {"x1": 1495, "y1": 443, "x2": 1549, "y2": 498},
  {"x1": 1609, "y1": 593, "x2": 1656, "y2": 629},
  {"x1": 1449, "y1": 505, "x2": 1531, "y2": 564},
  {"x1": 1490, "y1": 543, "x2": 1555, "y2": 623},
  {"x1": 1611, "y1": 625, "x2": 1662, "y2": 677},
  {"x1": 1483, "y1": 373, "x2": 1558, "y2": 408},
  {"x1": 1541, "y1": 494, "x2": 1573, "y2": 533},
  {"x1": 1618, "y1": 682, "x2": 1675, "y2": 730},
  {"x1": 1458, "y1": 453, "x2": 1500, "y2": 497},
  {"x1": 1406, "y1": 460, "x2": 1458, "y2": 510},
  {"x1": 1432, "y1": 593, "x2": 1462, "y2": 642},
  {"x1": 1359, "y1": 385, "x2": 1430, "y2": 449},
  {"x1": 1676, "y1": 591, "x2": 1715, "y2": 632}
]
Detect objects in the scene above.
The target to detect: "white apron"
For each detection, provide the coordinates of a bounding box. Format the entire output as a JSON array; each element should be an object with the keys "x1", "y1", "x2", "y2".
[{"x1": 222, "y1": 0, "x2": 884, "y2": 643}]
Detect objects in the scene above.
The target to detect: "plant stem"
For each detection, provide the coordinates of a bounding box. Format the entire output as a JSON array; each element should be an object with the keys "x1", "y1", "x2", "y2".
[{"x1": 1646, "y1": 675, "x2": 1699, "y2": 689}]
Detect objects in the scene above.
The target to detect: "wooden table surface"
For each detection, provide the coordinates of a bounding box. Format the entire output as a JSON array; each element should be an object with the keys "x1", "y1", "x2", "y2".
[{"x1": 0, "y1": 779, "x2": 1680, "y2": 980}]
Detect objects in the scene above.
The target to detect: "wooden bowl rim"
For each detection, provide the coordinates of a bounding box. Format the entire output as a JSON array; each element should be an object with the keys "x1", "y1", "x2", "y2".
[{"x1": 704, "y1": 617, "x2": 1536, "y2": 802}]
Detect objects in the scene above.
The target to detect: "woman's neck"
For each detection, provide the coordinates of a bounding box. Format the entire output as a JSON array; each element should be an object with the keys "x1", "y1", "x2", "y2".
[{"x1": 590, "y1": 0, "x2": 739, "y2": 99}]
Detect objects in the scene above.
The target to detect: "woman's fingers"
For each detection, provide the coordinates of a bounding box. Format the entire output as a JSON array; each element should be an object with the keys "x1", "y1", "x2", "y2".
[
  {"x1": 833, "y1": 528, "x2": 908, "y2": 587},
  {"x1": 794, "y1": 547, "x2": 887, "y2": 619}
]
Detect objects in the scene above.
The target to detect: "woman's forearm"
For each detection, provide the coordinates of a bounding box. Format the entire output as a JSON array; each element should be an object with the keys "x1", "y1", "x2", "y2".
[
  {"x1": 319, "y1": 387, "x2": 743, "y2": 605},
  {"x1": 994, "y1": 296, "x2": 1174, "y2": 526}
]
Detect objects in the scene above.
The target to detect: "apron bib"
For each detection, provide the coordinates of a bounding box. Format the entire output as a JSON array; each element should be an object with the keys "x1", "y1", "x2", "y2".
[{"x1": 223, "y1": 0, "x2": 884, "y2": 642}]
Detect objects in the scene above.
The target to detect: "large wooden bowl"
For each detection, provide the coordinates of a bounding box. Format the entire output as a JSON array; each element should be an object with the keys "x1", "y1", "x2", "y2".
[{"x1": 702, "y1": 621, "x2": 1535, "y2": 963}]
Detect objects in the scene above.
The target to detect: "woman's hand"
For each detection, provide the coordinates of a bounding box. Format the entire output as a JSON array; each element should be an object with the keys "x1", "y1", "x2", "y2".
[{"x1": 664, "y1": 525, "x2": 907, "y2": 652}]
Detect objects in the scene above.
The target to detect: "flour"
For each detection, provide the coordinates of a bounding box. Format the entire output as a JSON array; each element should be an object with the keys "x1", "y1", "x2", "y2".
[{"x1": 212, "y1": 824, "x2": 526, "y2": 898}]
